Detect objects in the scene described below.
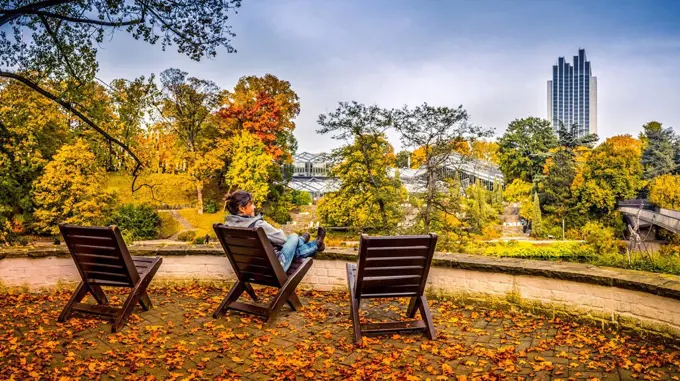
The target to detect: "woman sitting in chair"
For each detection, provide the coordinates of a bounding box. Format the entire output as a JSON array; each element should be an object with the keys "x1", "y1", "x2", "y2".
[{"x1": 224, "y1": 190, "x2": 325, "y2": 271}]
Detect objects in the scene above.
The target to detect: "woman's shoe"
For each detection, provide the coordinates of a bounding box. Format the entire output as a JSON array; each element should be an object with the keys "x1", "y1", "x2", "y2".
[{"x1": 315, "y1": 227, "x2": 326, "y2": 252}]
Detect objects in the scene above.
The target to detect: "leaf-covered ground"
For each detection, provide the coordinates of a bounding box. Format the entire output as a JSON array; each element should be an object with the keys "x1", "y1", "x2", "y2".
[{"x1": 1, "y1": 283, "x2": 680, "y2": 381}]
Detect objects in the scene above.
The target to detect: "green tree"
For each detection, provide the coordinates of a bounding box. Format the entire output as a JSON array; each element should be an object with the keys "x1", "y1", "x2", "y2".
[
  {"x1": 640, "y1": 121, "x2": 677, "y2": 179},
  {"x1": 498, "y1": 117, "x2": 557, "y2": 183},
  {"x1": 530, "y1": 192, "x2": 543, "y2": 238},
  {"x1": 503, "y1": 179, "x2": 532, "y2": 203},
  {"x1": 32, "y1": 140, "x2": 116, "y2": 235},
  {"x1": 392, "y1": 103, "x2": 492, "y2": 231},
  {"x1": 317, "y1": 102, "x2": 398, "y2": 228},
  {"x1": 158, "y1": 68, "x2": 223, "y2": 213},
  {"x1": 572, "y1": 135, "x2": 644, "y2": 219},
  {"x1": 463, "y1": 182, "x2": 496, "y2": 234},
  {"x1": 1, "y1": 1, "x2": 242, "y2": 179},
  {"x1": 541, "y1": 148, "x2": 576, "y2": 220},
  {"x1": 225, "y1": 131, "x2": 274, "y2": 208},
  {"x1": 317, "y1": 134, "x2": 406, "y2": 229},
  {"x1": 395, "y1": 150, "x2": 411, "y2": 168}
]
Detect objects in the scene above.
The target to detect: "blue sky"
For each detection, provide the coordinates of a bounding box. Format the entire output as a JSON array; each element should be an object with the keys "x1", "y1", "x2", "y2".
[{"x1": 94, "y1": 0, "x2": 680, "y2": 152}]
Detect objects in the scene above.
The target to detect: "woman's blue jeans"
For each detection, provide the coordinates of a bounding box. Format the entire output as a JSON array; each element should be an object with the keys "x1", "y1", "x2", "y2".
[{"x1": 277, "y1": 233, "x2": 318, "y2": 271}]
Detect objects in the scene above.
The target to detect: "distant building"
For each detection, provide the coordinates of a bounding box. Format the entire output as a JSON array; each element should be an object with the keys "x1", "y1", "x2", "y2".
[
  {"x1": 547, "y1": 48, "x2": 597, "y2": 137},
  {"x1": 285, "y1": 152, "x2": 504, "y2": 198}
]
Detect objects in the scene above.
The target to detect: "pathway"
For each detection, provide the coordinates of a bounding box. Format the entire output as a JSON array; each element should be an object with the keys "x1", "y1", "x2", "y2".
[{"x1": 2, "y1": 284, "x2": 679, "y2": 380}]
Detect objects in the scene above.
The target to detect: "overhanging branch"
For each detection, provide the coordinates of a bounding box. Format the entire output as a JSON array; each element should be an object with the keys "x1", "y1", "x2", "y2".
[{"x1": 0, "y1": 70, "x2": 147, "y2": 193}]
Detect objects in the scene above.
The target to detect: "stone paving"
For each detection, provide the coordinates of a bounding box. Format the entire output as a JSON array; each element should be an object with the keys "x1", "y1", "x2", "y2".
[{"x1": 1, "y1": 283, "x2": 680, "y2": 380}]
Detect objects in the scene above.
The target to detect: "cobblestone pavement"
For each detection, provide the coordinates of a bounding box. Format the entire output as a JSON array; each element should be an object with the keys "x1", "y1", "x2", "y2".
[{"x1": 1, "y1": 283, "x2": 680, "y2": 380}]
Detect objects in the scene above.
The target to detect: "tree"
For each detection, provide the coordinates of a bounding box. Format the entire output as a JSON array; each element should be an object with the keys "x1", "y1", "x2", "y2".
[
  {"x1": 556, "y1": 122, "x2": 598, "y2": 151},
  {"x1": 216, "y1": 74, "x2": 300, "y2": 162},
  {"x1": 392, "y1": 103, "x2": 492, "y2": 231},
  {"x1": 541, "y1": 148, "x2": 576, "y2": 220},
  {"x1": 0, "y1": 79, "x2": 71, "y2": 236},
  {"x1": 224, "y1": 131, "x2": 274, "y2": 208},
  {"x1": 649, "y1": 174, "x2": 680, "y2": 210},
  {"x1": 463, "y1": 182, "x2": 496, "y2": 234},
  {"x1": 470, "y1": 140, "x2": 500, "y2": 164},
  {"x1": 317, "y1": 102, "x2": 397, "y2": 227},
  {"x1": 530, "y1": 192, "x2": 543, "y2": 238},
  {"x1": 317, "y1": 134, "x2": 406, "y2": 229},
  {"x1": 503, "y1": 179, "x2": 532, "y2": 203},
  {"x1": 572, "y1": 135, "x2": 644, "y2": 219},
  {"x1": 640, "y1": 121, "x2": 677, "y2": 179},
  {"x1": 1, "y1": 1, "x2": 242, "y2": 186},
  {"x1": 395, "y1": 150, "x2": 411, "y2": 168},
  {"x1": 498, "y1": 117, "x2": 558, "y2": 183},
  {"x1": 158, "y1": 68, "x2": 222, "y2": 213},
  {"x1": 32, "y1": 139, "x2": 116, "y2": 235}
]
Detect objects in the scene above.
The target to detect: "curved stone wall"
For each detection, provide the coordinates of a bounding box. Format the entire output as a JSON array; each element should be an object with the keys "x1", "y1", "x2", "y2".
[{"x1": 2, "y1": 247, "x2": 680, "y2": 337}]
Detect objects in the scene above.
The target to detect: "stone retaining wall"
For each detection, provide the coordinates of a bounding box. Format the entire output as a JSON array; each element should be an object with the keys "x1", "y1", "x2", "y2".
[{"x1": 3, "y1": 251, "x2": 680, "y2": 337}]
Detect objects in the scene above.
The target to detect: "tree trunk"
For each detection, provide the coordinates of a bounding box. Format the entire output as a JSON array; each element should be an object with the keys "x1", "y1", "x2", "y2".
[
  {"x1": 424, "y1": 166, "x2": 435, "y2": 231},
  {"x1": 196, "y1": 181, "x2": 204, "y2": 215}
]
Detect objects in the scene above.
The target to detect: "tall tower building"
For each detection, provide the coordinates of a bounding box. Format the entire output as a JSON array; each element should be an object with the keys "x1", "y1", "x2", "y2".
[{"x1": 547, "y1": 49, "x2": 597, "y2": 137}]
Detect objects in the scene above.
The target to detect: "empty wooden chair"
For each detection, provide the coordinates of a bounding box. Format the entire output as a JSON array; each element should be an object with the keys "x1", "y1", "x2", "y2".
[
  {"x1": 212, "y1": 223, "x2": 313, "y2": 324},
  {"x1": 57, "y1": 224, "x2": 163, "y2": 333},
  {"x1": 346, "y1": 233, "x2": 438, "y2": 343}
]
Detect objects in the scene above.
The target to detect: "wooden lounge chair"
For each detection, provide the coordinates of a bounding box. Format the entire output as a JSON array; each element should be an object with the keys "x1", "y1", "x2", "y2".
[
  {"x1": 57, "y1": 224, "x2": 163, "y2": 333},
  {"x1": 346, "y1": 233, "x2": 438, "y2": 343},
  {"x1": 212, "y1": 223, "x2": 313, "y2": 324}
]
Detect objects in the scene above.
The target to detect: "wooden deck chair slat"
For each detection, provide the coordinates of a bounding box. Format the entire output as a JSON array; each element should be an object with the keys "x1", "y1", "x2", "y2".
[
  {"x1": 363, "y1": 266, "x2": 425, "y2": 277},
  {"x1": 231, "y1": 253, "x2": 270, "y2": 266},
  {"x1": 58, "y1": 224, "x2": 162, "y2": 333},
  {"x1": 364, "y1": 256, "x2": 428, "y2": 267},
  {"x1": 347, "y1": 233, "x2": 438, "y2": 343},
  {"x1": 364, "y1": 236, "x2": 433, "y2": 248},
  {"x1": 365, "y1": 246, "x2": 430, "y2": 257},
  {"x1": 212, "y1": 223, "x2": 313, "y2": 324}
]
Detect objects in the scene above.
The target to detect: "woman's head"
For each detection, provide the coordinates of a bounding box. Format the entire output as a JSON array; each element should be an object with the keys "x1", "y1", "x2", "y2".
[{"x1": 225, "y1": 190, "x2": 255, "y2": 216}]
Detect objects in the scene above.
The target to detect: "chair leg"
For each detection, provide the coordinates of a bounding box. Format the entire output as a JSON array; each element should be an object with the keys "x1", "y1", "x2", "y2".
[
  {"x1": 418, "y1": 295, "x2": 436, "y2": 340},
  {"x1": 58, "y1": 281, "x2": 88, "y2": 323},
  {"x1": 265, "y1": 260, "x2": 311, "y2": 325},
  {"x1": 213, "y1": 281, "x2": 245, "y2": 319},
  {"x1": 243, "y1": 282, "x2": 258, "y2": 302},
  {"x1": 286, "y1": 292, "x2": 302, "y2": 311},
  {"x1": 138, "y1": 292, "x2": 153, "y2": 311},
  {"x1": 406, "y1": 296, "x2": 420, "y2": 318},
  {"x1": 88, "y1": 284, "x2": 109, "y2": 305},
  {"x1": 346, "y1": 263, "x2": 362, "y2": 344},
  {"x1": 112, "y1": 261, "x2": 161, "y2": 333}
]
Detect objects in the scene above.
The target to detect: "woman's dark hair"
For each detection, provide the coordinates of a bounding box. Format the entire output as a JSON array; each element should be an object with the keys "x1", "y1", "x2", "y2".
[{"x1": 225, "y1": 190, "x2": 252, "y2": 215}]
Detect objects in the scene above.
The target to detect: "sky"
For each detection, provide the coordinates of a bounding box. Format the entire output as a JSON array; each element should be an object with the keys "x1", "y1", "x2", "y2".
[{"x1": 94, "y1": 0, "x2": 680, "y2": 153}]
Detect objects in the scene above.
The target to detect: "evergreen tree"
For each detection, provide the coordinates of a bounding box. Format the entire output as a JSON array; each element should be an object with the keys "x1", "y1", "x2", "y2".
[
  {"x1": 640, "y1": 121, "x2": 677, "y2": 179},
  {"x1": 498, "y1": 117, "x2": 558, "y2": 183},
  {"x1": 530, "y1": 192, "x2": 543, "y2": 238}
]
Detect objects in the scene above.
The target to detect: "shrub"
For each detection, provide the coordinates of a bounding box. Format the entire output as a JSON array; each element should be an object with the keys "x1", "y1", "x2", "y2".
[
  {"x1": 192, "y1": 236, "x2": 206, "y2": 244},
  {"x1": 481, "y1": 224, "x2": 501, "y2": 240},
  {"x1": 110, "y1": 204, "x2": 161, "y2": 241},
  {"x1": 177, "y1": 230, "x2": 196, "y2": 242},
  {"x1": 264, "y1": 191, "x2": 293, "y2": 225},
  {"x1": 204, "y1": 200, "x2": 219, "y2": 214},
  {"x1": 291, "y1": 190, "x2": 313, "y2": 206},
  {"x1": 581, "y1": 222, "x2": 617, "y2": 254}
]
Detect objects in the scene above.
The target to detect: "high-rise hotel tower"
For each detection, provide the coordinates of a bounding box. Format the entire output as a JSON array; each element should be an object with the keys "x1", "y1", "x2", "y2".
[{"x1": 547, "y1": 49, "x2": 597, "y2": 137}]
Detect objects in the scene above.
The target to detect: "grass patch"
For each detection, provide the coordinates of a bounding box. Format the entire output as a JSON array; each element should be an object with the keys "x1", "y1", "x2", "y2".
[
  {"x1": 178, "y1": 209, "x2": 223, "y2": 239},
  {"x1": 462, "y1": 241, "x2": 595, "y2": 261},
  {"x1": 106, "y1": 173, "x2": 196, "y2": 208},
  {"x1": 158, "y1": 212, "x2": 182, "y2": 239}
]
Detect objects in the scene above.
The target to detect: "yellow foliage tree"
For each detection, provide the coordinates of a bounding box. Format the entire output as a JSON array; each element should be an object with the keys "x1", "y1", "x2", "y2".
[
  {"x1": 32, "y1": 140, "x2": 117, "y2": 235},
  {"x1": 224, "y1": 131, "x2": 274, "y2": 207},
  {"x1": 649, "y1": 174, "x2": 680, "y2": 210},
  {"x1": 503, "y1": 179, "x2": 532, "y2": 203}
]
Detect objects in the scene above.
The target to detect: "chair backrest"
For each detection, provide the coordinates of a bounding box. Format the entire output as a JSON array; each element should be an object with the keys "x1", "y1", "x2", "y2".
[
  {"x1": 213, "y1": 224, "x2": 287, "y2": 288},
  {"x1": 59, "y1": 224, "x2": 140, "y2": 288},
  {"x1": 355, "y1": 234, "x2": 437, "y2": 299}
]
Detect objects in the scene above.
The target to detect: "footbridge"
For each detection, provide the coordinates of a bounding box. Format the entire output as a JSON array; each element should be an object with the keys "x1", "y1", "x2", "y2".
[{"x1": 617, "y1": 199, "x2": 680, "y2": 235}]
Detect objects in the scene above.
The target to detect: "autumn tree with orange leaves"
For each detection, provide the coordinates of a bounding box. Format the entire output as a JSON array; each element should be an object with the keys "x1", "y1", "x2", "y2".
[{"x1": 216, "y1": 74, "x2": 300, "y2": 162}]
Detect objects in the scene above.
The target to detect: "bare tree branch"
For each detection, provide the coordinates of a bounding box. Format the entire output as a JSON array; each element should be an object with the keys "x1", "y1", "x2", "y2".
[{"x1": 0, "y1": 0, "x2": 73, "y2": 26}]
